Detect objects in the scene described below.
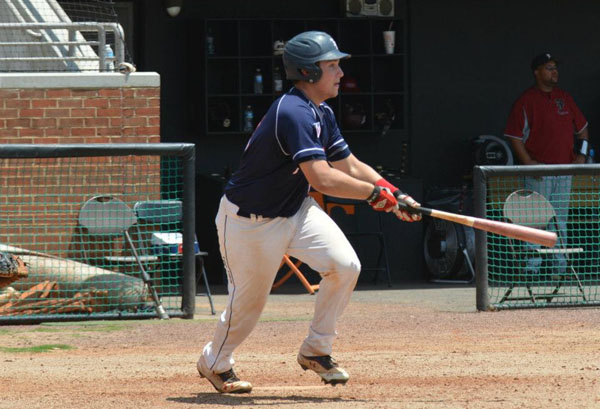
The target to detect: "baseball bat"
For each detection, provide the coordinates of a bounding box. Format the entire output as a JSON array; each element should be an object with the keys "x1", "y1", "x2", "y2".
[
  {"x1": 397, "y1": 203, "x2": 556, "y2": 247},
  {"x1": 124, "y1": 231, "x2": 169, "y2": 320}
]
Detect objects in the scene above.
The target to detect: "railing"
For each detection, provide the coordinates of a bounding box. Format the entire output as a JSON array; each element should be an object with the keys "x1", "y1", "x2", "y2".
[{"x1": 0, "y1": 22, "x2": 125, "y2": 72}]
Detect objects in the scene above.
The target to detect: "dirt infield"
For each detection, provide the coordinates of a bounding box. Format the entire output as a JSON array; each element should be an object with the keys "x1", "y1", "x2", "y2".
[{"x1": 1, "y1": 284, "x2": 599, "y2": 409}]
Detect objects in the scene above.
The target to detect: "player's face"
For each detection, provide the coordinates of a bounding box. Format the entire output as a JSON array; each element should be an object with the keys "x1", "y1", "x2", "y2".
[
  {"x1": 315, "y1": 59, "x2": 344, "y2": 100},
  {"x1": 535, "y1": 61, "x2": 559, "y2": 87}
]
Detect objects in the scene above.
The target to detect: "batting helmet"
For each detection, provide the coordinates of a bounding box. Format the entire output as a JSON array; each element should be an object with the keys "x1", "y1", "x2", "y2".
[{"x1": 283, "y1": 31, "x2": 350, "y2": 83}]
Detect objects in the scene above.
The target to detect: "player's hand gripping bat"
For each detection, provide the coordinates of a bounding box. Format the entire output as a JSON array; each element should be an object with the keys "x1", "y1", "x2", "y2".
[{"x1": 397, "y1": 202, "x2": 556, "y2": 248}]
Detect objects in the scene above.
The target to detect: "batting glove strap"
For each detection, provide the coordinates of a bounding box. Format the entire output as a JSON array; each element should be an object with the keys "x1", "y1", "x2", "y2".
[
  {"x1": 367, "y1": 186, "x2": 398, "y2": 212},
  {"x1": 392, "y1": 189, "x2": 406, "y2": 200},
  {"x1": 366, "y1": 185, "x2": 382, "y2": 204}
]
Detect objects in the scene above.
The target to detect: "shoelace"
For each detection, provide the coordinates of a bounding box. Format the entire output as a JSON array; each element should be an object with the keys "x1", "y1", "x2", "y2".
[
  {"x1": 312, "y1": 355, "x2": 338, "y2": 369},
  {"x1": 218, "y1": 369, "x2": 240, "y2": 383}
]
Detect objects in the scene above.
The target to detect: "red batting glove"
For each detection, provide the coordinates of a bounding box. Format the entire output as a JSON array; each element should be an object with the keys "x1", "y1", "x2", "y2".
[
  {"x1": 375, "y1": 178, "x2": 399, "y2": 194},
  {"x1": 366, "y1": 186, "x2": 398, "y2": 212}
]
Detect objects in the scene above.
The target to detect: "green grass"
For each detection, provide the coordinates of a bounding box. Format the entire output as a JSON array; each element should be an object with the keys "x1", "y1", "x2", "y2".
[{"x1": 0, "y1": 344, "x2": 74, "y2": 353}]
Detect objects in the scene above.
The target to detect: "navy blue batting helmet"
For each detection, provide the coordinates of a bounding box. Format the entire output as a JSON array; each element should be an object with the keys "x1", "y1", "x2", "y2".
[{"x1": 283, "y1": 31, "x2": 350, "y2": 83}]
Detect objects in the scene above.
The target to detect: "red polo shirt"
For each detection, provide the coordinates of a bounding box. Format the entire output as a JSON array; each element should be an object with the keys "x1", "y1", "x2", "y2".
[{"x1": 504, "y1": 86, "x2": 588, "y2": 164}]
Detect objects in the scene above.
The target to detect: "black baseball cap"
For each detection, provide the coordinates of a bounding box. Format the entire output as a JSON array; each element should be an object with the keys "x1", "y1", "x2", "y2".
[{"x1": 531, "y1": 52, "x2": 559, "y2": 71}]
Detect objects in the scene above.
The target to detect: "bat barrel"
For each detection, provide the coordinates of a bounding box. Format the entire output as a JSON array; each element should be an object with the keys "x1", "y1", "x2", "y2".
[{"x1": 397, "y1": 202, "x2": 556, "y2": 248}]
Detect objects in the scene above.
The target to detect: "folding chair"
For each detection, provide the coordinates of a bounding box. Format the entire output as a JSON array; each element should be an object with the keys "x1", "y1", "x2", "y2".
[
  {"x1": 78, "y1": 195, "x2": 157, "y2": 268},
  {"x1": 272, "y1": 255, "x2": 320, "y2": 294},
  {"x1": 501, "y1": 189, "x2": 586, "y2": 303},
  {"x1": 134, "y1": 200, "x2": 215, "y2": 315},
  {"x1": 78, "y1": 195, "x2": 168, "y2": 319}
]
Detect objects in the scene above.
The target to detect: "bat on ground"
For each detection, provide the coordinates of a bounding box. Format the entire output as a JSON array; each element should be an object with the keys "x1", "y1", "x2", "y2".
[
  {"x1": 397, "y1": 203, "x2": 556, "y2": 248},
  {"x1": 124, "y1": 231, "x2": 169, "y2": 320}
]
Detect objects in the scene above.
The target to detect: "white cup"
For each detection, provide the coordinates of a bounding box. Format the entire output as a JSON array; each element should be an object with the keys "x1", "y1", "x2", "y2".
[{"x1": 383, "y1": 31, "x2": 395, "y2": 54}]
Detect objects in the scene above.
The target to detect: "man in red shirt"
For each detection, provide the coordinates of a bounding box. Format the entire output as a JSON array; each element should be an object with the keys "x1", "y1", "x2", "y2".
[{"x1": 504, "y1": 52, "x2": 590, "y2": 274}]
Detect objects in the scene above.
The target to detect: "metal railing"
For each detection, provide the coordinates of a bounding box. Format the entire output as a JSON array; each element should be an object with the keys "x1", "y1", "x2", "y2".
[{"x1": 0, "y1": 22, "x2": 125, "y2": 72}]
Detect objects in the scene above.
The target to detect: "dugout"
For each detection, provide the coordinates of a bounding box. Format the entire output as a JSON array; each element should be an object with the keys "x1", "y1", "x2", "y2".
[
  {"x1": 121, "y1": 0, "x2": 600, "y2": 284},
  {"x1": 1, "y1": 1, "x2": 598, "y2": 285}
]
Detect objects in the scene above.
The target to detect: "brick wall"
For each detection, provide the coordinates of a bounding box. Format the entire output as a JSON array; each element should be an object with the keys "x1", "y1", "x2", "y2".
[
  {"x1": 0, "y1": 87, "x2": 160, "y2": 144},
  {"x1": 0, "y1": 73, "x2": 164, "y2": 259}
]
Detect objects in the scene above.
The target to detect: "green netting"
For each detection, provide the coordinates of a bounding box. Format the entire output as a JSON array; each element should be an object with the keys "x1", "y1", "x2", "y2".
[
  {"x1": 0, "y1": 149, "x2": 193, "y2": 322},
  {"x1": 484, "y1": 170, "x2": 600, "y2": 309}
]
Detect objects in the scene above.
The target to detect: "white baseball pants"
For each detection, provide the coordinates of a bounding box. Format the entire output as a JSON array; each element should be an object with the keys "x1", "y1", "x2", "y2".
[{"x1": 201, "y1": 195, "x2": 361, "y2": 374}]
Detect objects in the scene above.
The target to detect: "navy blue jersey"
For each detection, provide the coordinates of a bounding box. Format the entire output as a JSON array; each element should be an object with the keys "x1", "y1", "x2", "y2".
[{"x1": 225, "y1": 87, "x2": 351, "y2": 218}]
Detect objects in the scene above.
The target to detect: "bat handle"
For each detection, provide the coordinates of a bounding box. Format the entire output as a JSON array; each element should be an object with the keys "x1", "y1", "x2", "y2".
[{"x1": 397, "y1": 201, "x2": 430, "y2": 216}]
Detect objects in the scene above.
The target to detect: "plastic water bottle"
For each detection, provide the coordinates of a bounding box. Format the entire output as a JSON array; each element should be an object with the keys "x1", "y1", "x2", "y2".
[
  {"x1": 273, "y1": 66, "x2": 283, "y2": 94},
  {"x1": 253, "y1": 69, "x2": 263, "y2": 94},
  {"x1": 587, "y1": 148, "x2": 595, "y2": 164},
  {"x1": 206, "y1": 28, "x2": 215, "y2": 55},
  {"x1": 243, "y1": 105, "x2": 254, "y2": 132},
  {"x1": 104, "y1": 44, "x2": 115, "y2": 71}
]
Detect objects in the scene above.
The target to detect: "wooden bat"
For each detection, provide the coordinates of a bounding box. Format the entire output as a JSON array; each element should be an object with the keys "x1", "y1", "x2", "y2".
[{"x1": 397, "y1": 203, "x2": 556, "y2": 247}]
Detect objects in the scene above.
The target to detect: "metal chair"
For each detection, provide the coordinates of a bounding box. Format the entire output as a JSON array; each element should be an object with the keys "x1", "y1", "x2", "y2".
[
  {"x1": 134, "y1": 200, "x2": 215, "y2": 315},
  {"x1": 78, "y1": 195, "x2": 168, "y2": 319},
  {"x1": 78, "y1": 195, "x2": 157, "y2": 267},
  {"x1": 501, "y1": 189, "x2": 586, "y2": 303}
]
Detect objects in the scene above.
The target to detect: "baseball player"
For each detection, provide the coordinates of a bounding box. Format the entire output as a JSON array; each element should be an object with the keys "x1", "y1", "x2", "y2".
[{"x1": 196, "y1": 31, "x2": 421, "y2": 394}]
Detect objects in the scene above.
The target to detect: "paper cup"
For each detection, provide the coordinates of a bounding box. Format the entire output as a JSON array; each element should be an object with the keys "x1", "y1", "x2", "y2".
[{"x1": 383, "y1": 31, "x2": 395, "y2": 54}]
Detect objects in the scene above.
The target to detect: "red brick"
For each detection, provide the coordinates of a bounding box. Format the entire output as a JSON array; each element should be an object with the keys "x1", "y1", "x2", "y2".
[
  {"x1": 45, "y1": 109, "x2": 70, "y2": 118},
  {"x1": 32, "y1": 118, "x2": 56, "y2": 128},
  {"x1": 32, "y1": 99, "x2": 58, "y2": 108},
  {"x1": 19, "y1": 89, "x2": 45, "y2": 99},
  {"x1": 122, "y1": 98, "x2": 148, "y2": 108},
  {"x1": 19, "y1": 128, "x2": 44, "y2": 137},
  {"x1": 47, "y1": 89, "x2": 71, "y2": 98},
  {"x1": 84, "y1": 118, "x2": 109, "y2": 127},
  {"x1": 0, "y1": 129, "x2": 16, "y2": 137},
  {"x1": 0, "y1": 109, "x2": 19, "y2": 119},
  {"x1": 7, "y1": 118, "x2": 31, "y2": 128},
  {"x1": 58, "y1": 99, "x2": 83, "y2": 108},
  {"x1": 84, "y1": 99, "x2": 109, "y2": 108},
  {"x1": 99, "y1": 89, "x2": 122, "y2": 97},
  {"x1": 0, "y1": 90, "x2": 19, "y2": 99},
  {"x1": 97, "y1": 127, "x2": 122, "y2": 136},
  {"x1": 58, "y1": 118, "x2": 84, "y2": 127},
  {"x1": 123, "y1": 117, "x2": 146, "y2": 127},
  {"x1": 19, "y1": 109, "x2": 44, "y2": 118},
  {"x1": 44, "y1": 127, "x2": 70, "y2": 137},
  {"x1": 135, "y1": 88, "x2": 160, "y2": 97},
  {"x1": 71, "y1": 128, "x2": 96, "y2": 137},
  {"x1": 135, "y1": 107, "x2": 160, "y2": 116},
  {"x1": 39, "y1": 137, "x2": 60, "y2": 144},
  {"x1": 122, "y1": 89, "x2": 135, "y2": 98},
  {"x1": 71, "y1": 108, "x2": 96, "y2": 117},
  {"x1": 132, "y1": 126, "x2": 160, "y2": 136},
  {"x1": 148, "y1": 98, "x2": 160, "y2": 107},
  {"x1": 109, "y1": 99, "x2": 123, "y2": 108},
  {"x1": 148, "y1": 117, "x2": 160, "y2": 126},
  {"x1": 110, "y1": 118, "x2": 123, "y2": 127},
  {"x1": 97, "y1": 108, "x2": 122, "y2": 117},
  {"x1": 6, "y1": 99, "x2": 30, "y2": 109},
  {"x1": 71, "y1": 89, "x2": 99, "y2": 97}
]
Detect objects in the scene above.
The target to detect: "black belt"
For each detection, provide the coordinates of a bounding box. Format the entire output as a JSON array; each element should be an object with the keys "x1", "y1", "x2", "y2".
[{"x1": 237, "y1": 208, "x2": 265, "y2": 218}]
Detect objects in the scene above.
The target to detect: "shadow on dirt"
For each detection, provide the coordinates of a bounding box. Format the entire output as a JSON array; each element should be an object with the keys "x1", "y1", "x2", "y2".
[{"x1": 167, "y1": 393, "x2": 367, "y2": 406}]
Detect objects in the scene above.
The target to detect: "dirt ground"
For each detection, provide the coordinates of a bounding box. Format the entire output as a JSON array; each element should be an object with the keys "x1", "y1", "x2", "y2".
[{"x1": 1, "y1": 284, "x2": 599, "y2": 409}]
